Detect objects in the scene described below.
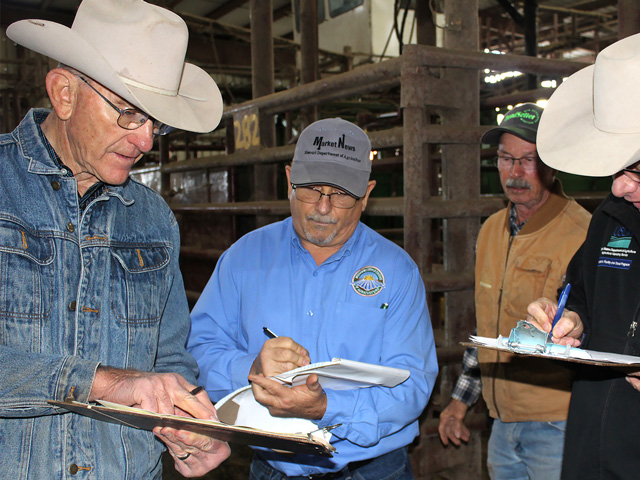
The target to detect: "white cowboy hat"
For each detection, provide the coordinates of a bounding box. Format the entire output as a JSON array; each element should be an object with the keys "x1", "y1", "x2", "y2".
[
  {"x1": 6, "y1": 0, "x2": 223, "y2": 133},
  {"x1": 537, "y1": 33, "x2": 640, "y2": 177}
]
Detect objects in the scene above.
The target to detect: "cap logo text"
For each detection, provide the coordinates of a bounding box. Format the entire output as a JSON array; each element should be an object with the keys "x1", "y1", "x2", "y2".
[{"x1": 313, "y1": 134, "x2": 356, "y2": 152}]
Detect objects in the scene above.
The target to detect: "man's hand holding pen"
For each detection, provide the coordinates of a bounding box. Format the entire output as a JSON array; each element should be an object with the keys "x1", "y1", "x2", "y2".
[
  {"x1": 249, "y1": 330, "x2": 326, "y2": 420},
  {"x1": 526, "y1": 297, "x2": 584, "y2": 346},
  {"x1": 250, "y1": 335, "x2": 311, "y2": 378}
]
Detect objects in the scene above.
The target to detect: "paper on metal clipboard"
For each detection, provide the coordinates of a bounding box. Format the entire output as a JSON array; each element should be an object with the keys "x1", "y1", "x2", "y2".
[{"x1": 466, "y1": 320, "x2": 640, "y2": 367}]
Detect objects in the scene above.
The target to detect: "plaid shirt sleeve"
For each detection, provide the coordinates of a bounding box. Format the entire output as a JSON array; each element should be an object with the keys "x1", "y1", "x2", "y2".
[{"x1": 451, "y1": 345, "x2": 482, "y2": 407}]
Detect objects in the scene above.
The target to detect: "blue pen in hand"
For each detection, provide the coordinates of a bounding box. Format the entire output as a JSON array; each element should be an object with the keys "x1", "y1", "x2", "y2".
[{"x1": 549, "y1": 283, "x2": 571, "y2": 340}]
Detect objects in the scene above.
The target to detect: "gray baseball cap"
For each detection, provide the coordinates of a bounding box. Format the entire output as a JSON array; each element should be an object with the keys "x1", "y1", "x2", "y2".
[
  {"x1": 290, "y1": 118, "x2": 371, "y2": 197},
  {"x1": 481, "y1": 103, "x2": 543, "y2": 145}
]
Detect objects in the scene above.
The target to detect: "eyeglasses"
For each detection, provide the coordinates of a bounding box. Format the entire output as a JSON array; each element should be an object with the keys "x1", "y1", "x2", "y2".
[
  {"x1": 75, "y1": 75, "x2": 173, "y2": 136},
  {"x1": 621, "y1": 167, "x2": 640, "y2": 184},
  {"x1": 495, "y1": 154, "x2": 539, "y2": 172},
  {"x1": 291, "y1": 185, "x2": 360, "y2": 209}
]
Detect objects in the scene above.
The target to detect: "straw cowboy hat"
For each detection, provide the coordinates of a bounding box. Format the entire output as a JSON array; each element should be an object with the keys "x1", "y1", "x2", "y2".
[
  {"x1": 537, "y1": 33, "x2": 640, "y2": 177},
  {"x1": 6, "y1": 0, "x2": 223, "y2": 133}
]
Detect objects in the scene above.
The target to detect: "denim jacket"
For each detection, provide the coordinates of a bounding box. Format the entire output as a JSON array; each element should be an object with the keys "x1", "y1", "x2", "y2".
[{"x1": 0, "y1": 109, "x2": 197, "y2": 479}]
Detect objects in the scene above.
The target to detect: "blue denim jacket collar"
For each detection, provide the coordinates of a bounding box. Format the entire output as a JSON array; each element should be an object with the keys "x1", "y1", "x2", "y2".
[{"x1": 16, "y1": 108, "x2": 134, "y2": 206}]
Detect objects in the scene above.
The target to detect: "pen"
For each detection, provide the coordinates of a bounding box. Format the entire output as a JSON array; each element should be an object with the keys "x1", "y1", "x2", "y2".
[
  {"x1": 263, "y1": 327, "x2": 278, "y2": 339},
  {"x1": 189, "y1": 386, "x2": 204, "y2": 396},
  {"x1": 549, "y1": 283, "x2": 571, "y2": 340}
]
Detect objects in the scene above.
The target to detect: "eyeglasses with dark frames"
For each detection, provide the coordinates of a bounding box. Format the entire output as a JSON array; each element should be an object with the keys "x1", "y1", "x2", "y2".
[
  {"x1": 75, "y1": 75, "x2": 173, "y2": 136},
  {"x1": 621, "y1": 167, "x2": 640, "y2": 184},
  {"x1": 291, "y1": 184, "x2": 360, "y2": 209},
  {"x1": 495, "y1": 154, "x2": 539, "y2": 172}
]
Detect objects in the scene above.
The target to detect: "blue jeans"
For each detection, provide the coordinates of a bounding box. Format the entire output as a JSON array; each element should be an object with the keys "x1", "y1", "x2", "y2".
[
  {"x1": 250, "y1": 447, "x2": 414, "y2": 480},
  {"x1": 487, "y1": 418, "x2": 566, "y2": 480}
]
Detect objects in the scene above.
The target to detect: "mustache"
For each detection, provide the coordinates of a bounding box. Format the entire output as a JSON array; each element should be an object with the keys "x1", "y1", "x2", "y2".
[
  {"x1": 505, "y1": 178, "x2": 531, "y2": 190},
  {"x1": 306, "y1": 213, "x2": 338, "y2": 225}
]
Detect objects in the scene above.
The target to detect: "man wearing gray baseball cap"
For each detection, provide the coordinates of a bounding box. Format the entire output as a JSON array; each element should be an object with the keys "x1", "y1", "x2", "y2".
[
  {"x1": 189, "y1": 118, "x2": 438, "y2": 479},
  {"x1": 0, "y1": 0, "x2": 228, "y2": 478}
]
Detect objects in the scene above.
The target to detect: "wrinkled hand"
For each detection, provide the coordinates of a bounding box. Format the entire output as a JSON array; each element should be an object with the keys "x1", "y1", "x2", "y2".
[
  {"x1": 154, "y1": 395, "x2": 231, "y2": 478},
  {"x1": 250, "y1": 337, "x2": 311, "y2": 377},
  {"x1": 90, "y1": 367, "x2": 231, "y2": 476},
  {"x1": 91, "y1": 367, "x2": 212, "y2": 416},
  {"x1": 526, "y1": 297, "x2": 584, "y2": 346},
  {"x1": 438, "y1": 398, "x2": 470, "y2": 446},
  {"x1": 248, "y1": 373, "x2": 327, "y2": 420}
]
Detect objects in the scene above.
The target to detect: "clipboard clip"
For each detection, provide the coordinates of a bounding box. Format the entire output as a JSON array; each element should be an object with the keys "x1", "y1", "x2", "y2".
[{"x1": 307, "y1": 423, "x2": 342, "y2": 441}]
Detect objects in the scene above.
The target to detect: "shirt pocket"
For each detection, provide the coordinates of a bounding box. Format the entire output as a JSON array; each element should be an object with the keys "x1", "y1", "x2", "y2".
[
  {"x1": 0, "y1": 219, "x2": 54, "y2": 351},
  {"x1": 328, "y1": 301, "x2": 387, "y2": 361},
  {"x1": 504, "y1": 255, "x2": 552, "y2": 319},
  {"x1": 110, "y1": 244, "x2": 171, "y2": 324}
]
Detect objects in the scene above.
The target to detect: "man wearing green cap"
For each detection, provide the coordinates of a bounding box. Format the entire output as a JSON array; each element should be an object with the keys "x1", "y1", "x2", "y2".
[{"x1": 438, "y1": 104, "x2": 591, "y2": 479}]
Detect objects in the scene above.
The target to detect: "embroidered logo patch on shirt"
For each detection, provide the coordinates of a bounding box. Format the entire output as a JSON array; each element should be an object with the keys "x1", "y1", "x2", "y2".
[
  {"x1": 599, "y1": 226, "x2": 635, "y2": 270},
  {"x1": 351, "y1": 266, "x2": 385, "y2": 296}
]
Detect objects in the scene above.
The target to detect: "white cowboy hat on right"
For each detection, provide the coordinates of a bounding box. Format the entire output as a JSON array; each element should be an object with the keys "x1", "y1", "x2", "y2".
[{"x1": 537, "y1": 32, "x2": 640, "y2": 177}]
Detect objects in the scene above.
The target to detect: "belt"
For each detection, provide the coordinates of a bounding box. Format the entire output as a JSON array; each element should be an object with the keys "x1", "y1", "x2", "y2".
[
  {"x1": 254, "y1": 455, "x2": 374, "y2": 480},
  {"x1": 302, "y1": 458, "x2": 374, "y2": 479}
]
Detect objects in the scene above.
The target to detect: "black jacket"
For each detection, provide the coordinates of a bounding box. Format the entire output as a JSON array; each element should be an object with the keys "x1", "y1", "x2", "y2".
[{"x1": 562, "y1": 194, "x2": 640, "y2": 480}]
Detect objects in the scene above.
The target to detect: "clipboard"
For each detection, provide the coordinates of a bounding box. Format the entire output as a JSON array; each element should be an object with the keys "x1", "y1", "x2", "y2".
[
  {"x1": 48, "y1": 399, "x2": 335, "y2": 457},
  {"x1": 463, "y1": 335, "x2": 640, "y2": 368}
]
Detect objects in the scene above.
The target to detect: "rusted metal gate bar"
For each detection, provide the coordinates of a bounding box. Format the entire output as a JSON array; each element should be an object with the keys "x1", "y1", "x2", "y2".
[{"x1": 159, "y1": 125, "x2": 487, "y2": 174}]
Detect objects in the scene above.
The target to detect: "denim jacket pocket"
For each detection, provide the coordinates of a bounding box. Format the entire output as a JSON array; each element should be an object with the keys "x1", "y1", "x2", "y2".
[
  {"x1": 110, "y1": 244, "x2": 171, "y2": 324},
  {"x1": 0, "y1": 219, "x2": 54, "y2": 351}
]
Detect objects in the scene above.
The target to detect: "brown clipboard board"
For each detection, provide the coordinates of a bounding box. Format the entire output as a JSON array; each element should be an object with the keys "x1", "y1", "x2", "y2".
[{"x1": 48, "y1": 400, "x2": 335, "y2": 457}]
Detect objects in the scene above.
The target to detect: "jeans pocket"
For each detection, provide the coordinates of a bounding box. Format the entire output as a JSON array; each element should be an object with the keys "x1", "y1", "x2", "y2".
[{"x1": 546, "y1": 420, "x2": 567, "y2": 433}]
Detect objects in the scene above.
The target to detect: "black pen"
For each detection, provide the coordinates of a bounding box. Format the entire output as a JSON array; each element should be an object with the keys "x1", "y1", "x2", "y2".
[
  {"x1": 189, "y1": 386, "x2": 204, "y2": 396},
  {"x1": 263, "y1": 327, "x2": 278, "y2": 339}
]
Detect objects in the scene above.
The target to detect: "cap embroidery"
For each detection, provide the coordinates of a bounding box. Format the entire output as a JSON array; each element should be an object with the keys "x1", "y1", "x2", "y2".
[{"x1": 503, "y1": 108, "x2": 540, "y2": 125}]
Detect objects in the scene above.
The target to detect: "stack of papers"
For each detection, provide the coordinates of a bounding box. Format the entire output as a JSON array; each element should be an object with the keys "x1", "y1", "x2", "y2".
[{"x1": 466, "y1": 335, "x2": 640, "y2": 367}]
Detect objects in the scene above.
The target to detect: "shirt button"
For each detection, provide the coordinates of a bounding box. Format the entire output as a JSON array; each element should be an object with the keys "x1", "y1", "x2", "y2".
[
  {"x1": 69, "y1": 301, "x2": 77, "y2": 312},
  {"x1": 69, "y1": 464, "x2": 79, "y2": 475},
  {"x1": 67, "y1": 222, "x2": 75, "y2": 233},
  {"x1": 307, "y1": 311, "x2": 313, "y2": 316},
  {"x1": 50, "y1": 180, "x2": 61, "y2": 191},
  {"x1": 313, "y1": 272, "x2": 318, "y2": 277}
]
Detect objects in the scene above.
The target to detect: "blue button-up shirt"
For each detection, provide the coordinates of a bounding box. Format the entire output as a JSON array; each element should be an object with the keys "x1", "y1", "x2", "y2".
[
  {"x1": 0, "y1": 109, "x2": 196, "y2": 479},
  {"x1": 188, "y1": 217, "x2": 438, "y2": 477}
]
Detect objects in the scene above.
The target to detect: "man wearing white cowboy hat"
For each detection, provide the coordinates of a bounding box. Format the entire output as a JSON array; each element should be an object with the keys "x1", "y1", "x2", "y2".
[
  {"x1": 438, "y1": 103, "x2": 590, "y2": 480},
  {"x1": 527, "y1": 33, "x2": 640, "y2": 479},
  {"x1": 0, "y1": 0, "x2": 229, "y2": 478}
]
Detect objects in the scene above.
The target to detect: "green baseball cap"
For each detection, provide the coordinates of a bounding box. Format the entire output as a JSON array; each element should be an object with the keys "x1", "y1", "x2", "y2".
[{"x1": 481, "y1": 103, "x2": 543, "y2": 145}]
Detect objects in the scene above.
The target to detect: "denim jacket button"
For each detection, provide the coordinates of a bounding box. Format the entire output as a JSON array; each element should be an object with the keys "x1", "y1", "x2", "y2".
[
  {"x1": 67, "y1": 222, "x2": 75, "y2": 233},
  {"x1": 69, "y1": 464, "x2": 78, "y2": 475},
  {"x1": 68, "y1": 301, "x2": 77, "y2": 312},
  {"x1": 50, "y1": 180, "x2": 61, "y2": 191}
]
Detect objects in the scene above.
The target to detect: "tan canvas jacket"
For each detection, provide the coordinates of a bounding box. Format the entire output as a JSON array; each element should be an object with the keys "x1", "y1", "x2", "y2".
[{"x1": 476, "y1": 186, "x2": 591, "y2": 422}]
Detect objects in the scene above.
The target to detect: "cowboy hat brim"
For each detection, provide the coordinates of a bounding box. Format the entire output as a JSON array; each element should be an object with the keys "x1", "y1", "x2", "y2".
[
  {"x1": 538, "y1": 60, "x2": 640, "y2": 177},
  {"x1": 7, "y1": 19, "x2": 223, "y2": 133}
]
